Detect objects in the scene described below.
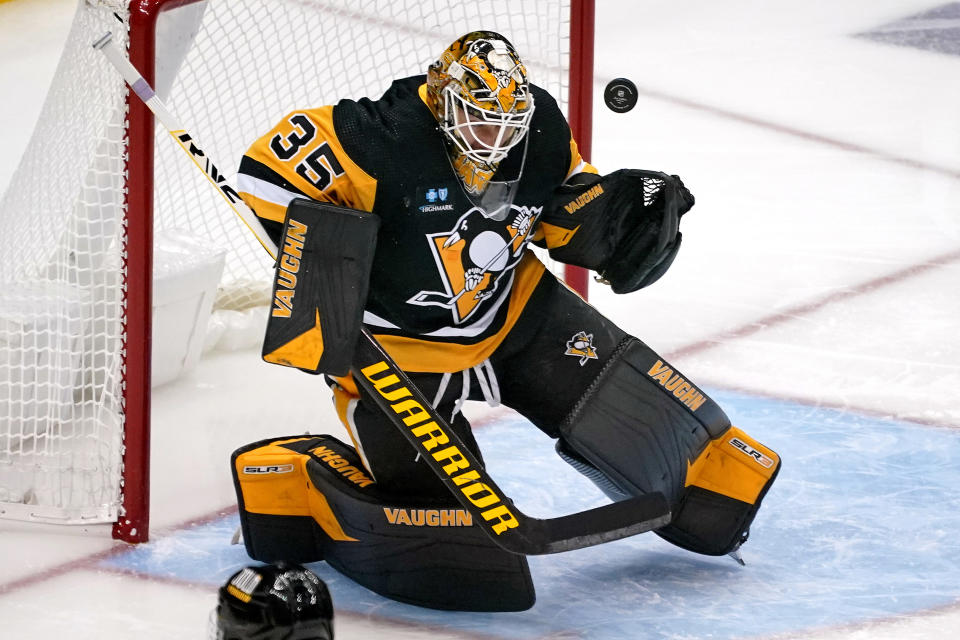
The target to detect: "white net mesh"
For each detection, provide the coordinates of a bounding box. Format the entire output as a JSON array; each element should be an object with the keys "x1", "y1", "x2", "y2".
[
  {"x1": 0, "y1": 2, "x2": 130, "y2": 523},
  {"x1": 0, "y1": 0, "x2": 574, "y2": 527}
]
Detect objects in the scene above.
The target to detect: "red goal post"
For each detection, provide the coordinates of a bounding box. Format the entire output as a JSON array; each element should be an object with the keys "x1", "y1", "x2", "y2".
[{"x1": 0, "y1": 0, "x2": 594, "y2": 543}]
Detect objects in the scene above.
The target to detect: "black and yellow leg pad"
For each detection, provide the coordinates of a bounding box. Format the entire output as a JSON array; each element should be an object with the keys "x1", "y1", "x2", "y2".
[
  {"x1": 558, "y1": 337, "x2": 780, "y2": 556},
  {"x1": 559, "y1": 337, "x2": 730, "y2": 507},
  {"x1": 658, "y1": 426, "x2": 780, "y2": 555},
  {"x1": 231, "y1": 435, "x2": 535, "y2": 611}
]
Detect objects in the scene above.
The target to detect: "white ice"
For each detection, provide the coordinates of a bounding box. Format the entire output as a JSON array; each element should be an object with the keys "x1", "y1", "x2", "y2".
[{"x1": 1, "y1": 0, "x2": 959, "y2": 638}]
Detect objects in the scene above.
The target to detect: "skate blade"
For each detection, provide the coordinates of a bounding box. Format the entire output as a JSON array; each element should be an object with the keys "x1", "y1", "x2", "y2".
[{"x1": 728, "y1": 548, "x2": 745, "y2": 566}]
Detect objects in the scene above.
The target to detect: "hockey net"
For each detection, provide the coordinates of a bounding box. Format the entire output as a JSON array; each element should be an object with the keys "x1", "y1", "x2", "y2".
[{"x1": 0, "y1": 0, "x2": 593, "y2": 541}]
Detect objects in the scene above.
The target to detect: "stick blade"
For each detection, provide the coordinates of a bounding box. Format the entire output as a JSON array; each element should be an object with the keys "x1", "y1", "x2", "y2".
[{"x1": 501, "y1": 492, "x2": 671, "y2": 555}]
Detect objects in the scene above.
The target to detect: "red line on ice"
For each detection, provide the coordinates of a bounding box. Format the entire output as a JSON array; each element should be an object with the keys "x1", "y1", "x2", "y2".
[{"x1": 666, "y1": 247, "x2": 960, "y2": 361}]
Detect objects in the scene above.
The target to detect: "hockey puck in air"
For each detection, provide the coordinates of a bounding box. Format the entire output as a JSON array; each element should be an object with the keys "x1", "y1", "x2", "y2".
[{"x1": 603, "y1": 78, "x2": 638, "y2": 113}]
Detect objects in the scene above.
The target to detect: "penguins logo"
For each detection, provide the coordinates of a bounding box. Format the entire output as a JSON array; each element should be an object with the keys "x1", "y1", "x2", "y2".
[
  {"x1": 564, "y1": 331, "x2": 598, "y2": 366},
  {"x1": 408, "y1": 204, "x2": 541, "y2": 324}
]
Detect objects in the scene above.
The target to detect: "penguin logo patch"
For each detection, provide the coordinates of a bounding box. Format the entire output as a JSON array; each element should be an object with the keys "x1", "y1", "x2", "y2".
[
  {"x1": 408, "y1": 204, "x2": 540, "y2": 324},
  {"x1": 565, "y1": 331, "x2": 598, "y2": 366}
]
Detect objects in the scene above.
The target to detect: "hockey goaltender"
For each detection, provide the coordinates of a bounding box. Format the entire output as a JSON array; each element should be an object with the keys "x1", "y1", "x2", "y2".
[{"x1": 224, "y1": 31, "x2": 781, "y2": 612}]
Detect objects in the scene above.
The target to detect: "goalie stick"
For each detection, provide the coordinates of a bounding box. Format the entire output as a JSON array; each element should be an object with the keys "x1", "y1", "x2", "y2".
[{"x1": 94, "y1": 31, "x2": 672, "y2": 555}]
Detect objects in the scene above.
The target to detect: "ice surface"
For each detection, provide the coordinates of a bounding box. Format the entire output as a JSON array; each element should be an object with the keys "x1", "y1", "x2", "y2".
[{"x1": 94, "y1": 402, "x2": 960, "y2": 639}]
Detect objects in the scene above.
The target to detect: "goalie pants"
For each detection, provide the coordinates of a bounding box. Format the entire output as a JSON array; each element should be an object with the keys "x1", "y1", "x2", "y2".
[{"x1": 331, "y1": 271, "x2": 633, "y2": 500}]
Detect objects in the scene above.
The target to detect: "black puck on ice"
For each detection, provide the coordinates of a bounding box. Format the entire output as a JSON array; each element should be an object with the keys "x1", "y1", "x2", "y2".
[{"x1": 603, "y1": 78, "x2": 638, "y2": 113}]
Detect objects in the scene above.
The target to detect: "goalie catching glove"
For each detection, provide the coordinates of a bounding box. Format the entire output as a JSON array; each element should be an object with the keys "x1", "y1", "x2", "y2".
[{"x1": 540, "y1": 169, "x2": 694, "y2": 293}]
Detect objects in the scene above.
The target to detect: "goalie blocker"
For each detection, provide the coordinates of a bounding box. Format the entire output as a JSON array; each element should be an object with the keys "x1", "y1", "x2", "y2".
[{"x1": 261, "y1": 198, "x2": 379, "y2": 376}]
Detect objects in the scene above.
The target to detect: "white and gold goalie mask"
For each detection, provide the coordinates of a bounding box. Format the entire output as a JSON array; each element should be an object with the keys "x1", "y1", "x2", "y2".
[{"x1": 427, "y1": 31, "x2": 535, "y2": 193}]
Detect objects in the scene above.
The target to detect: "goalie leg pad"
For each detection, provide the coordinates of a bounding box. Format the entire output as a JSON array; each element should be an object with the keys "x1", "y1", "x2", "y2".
[
  {"x1": 557, "y1": 337, "x2": 780, "y2": 555},
  {"x1": 558, "y1": 337, "x2": 730, "y2": 506},
  {"x1": 659, "y1": 426, "x2": 780, "y2": 555},
  {"x1": 232, "y1": 435, "x2": 535, "y2": 612}
]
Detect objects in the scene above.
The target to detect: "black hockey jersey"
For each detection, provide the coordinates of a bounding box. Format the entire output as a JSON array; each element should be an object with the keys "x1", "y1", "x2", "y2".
[{"x1": 237, "y1": 75, "x2": 595, "y2": 372}]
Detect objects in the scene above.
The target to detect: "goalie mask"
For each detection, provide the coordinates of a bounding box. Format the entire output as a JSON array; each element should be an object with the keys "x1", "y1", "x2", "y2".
[
  {"x1": 427, "y1": 31, "x2": 534, "y2": 194},
  {"x1": 211, "y1": 563, "x2": 333, "y2": 640}
]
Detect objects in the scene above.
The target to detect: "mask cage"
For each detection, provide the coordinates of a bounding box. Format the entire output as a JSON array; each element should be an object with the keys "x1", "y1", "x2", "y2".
[{"x1": 440, "y1": 84, "x2": 534, "y2": 166}]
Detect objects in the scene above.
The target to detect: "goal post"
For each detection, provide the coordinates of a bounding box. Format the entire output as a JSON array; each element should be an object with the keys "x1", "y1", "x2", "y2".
[
  {"x1": 0, "y1": 0, "x2": 595, "y2": 543},
  {"x1": 566, "y1": 0, "x2": 596, "y2": 296}
]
